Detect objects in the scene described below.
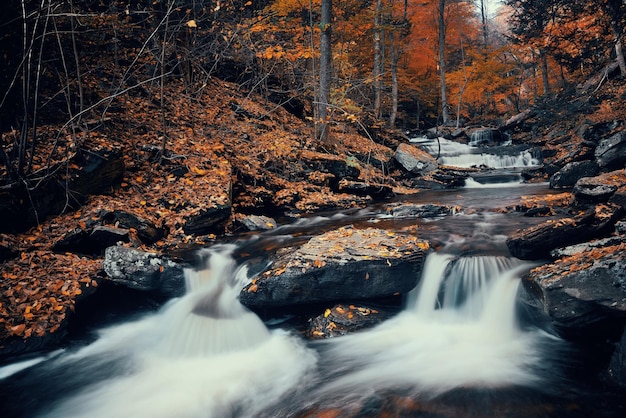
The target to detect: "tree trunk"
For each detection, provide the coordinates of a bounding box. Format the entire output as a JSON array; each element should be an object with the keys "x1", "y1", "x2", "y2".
[
  {"x1": 373, "y1": 0, "x2": 383, "y2": 120},
  {"x1": 438, "y1": 0, "x2": 449, "y2": 125},
  {"x1": 612, "y1": 21, "x2": 626, "y2": 76},
  {"x1": 389, "y1": 35, "x2": 398, "y2": 129},
  {"x1": 318, "y1": 0, "x2": 332, "y2": 143},
  {"x1": 540, "y1": 48, "x2": 550, "y2": 95}
]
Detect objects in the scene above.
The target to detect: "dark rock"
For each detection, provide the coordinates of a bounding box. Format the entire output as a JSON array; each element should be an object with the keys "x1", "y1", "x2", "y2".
[
  {"x1": 609, "y1": 326, "x2": 626, "y2": 388},
  {"x1": 307, "y1": 303, "x2": 394, "y2": 339},
  {"x1": 183, "y1": 204, "x2": 231, "y2": 235},
  {"x1": 573, "y1": 177, "x2": 618, "y2": 203},
  {"x1": 384, "y1": 202, "x2": 460, "y2": 219},
  {"x1": 549, "y1": 160, "x2": 600, "y2": 189},
  {"x1": 595, "y1": 131, "x2": 626, "y2": 171},
  {"x1": 550, "y1": 236, "x2": 626, "y2": 258},
  {"x1": 0, "y1": 148, "x2": 124, "y2": 233},
  {"x1": 240, "y1": 227, "x2": 429, "y2": 308},
  {"x1": 89, "y1": 225, "x2": 130, "y2": 248},
  {"x1": 337, "y1": 179, "x2": 394, "y2": 200},
  {"x1": 0, "y1": 242, "x2": 17, "y2": 262},
  {"x1": 506, "y1": 203, "x2": 624, "y2": 260},
  {"x1": 521, "y1": 241, "x2": 626, "y2": 337},
  {"x1": 524, "y1": 206, "x2": 552, "y2": 217},
  {"x1": 103, "y1": 210, "x2": 165, "y2": 244},
  {"x1": 103, "y1": 246, "x2": 186, "y2": 298},
  {"x1": 300, "y1": 150, "x2": 361, "y2": 184},
  {"x1": 234, "y1": 214, "x2": 277, "y2": 231},
  {"x1": 394, "y1": 143, "x2": 438, "y2": 175}
]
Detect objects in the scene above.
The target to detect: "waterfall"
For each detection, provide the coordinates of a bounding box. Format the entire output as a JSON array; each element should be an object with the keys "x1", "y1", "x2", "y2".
[
  {"x1": 36, "y1": 246, "x2": 316, "y2": 418},
  {"x1": 411, "y1": 137, "x2": 540, "y2": 169},
  {"x1": 316, "y1": 250, "x2": 560, "y2": 398}
]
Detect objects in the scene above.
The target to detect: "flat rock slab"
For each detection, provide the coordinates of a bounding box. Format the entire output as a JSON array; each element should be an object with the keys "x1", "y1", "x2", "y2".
[
  {"x1": 506, "y1": 203, "x2": 624, "y2": 260},
  {"x1": 239, "y1": 227, "x2": 429, "y2": 308}
]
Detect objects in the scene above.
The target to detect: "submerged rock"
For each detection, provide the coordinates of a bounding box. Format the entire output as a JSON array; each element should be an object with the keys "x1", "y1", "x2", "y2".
[
  {"x1": 307, "y1": 303, "x2": 395, "y2": 339},
  {"x1": 384, "y1": 202, "x2": 460, "y2": 219},
  {"x1": 239, "y1": 227, "x2": 429, "y2": 308}
]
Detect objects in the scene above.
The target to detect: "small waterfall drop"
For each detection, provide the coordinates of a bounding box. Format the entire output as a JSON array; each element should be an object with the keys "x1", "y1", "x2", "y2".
[
  {"x1": 36, "y1": 246, "x2": 316, "y2": 418},
  {"x1": 159, "y1": 248, "x2": 270, "y2": 357},
  {"x1": 411, "y1": 136, "x2": 540, "y2": 169},
  {"x1": 316, "y1": 247, "x2": 560, "y2": 399}
]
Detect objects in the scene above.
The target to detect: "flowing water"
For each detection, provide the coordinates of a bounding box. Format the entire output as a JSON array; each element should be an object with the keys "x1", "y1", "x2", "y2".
[{"x1": 1, "y1": 141, "x2": 624, "y2": 417}]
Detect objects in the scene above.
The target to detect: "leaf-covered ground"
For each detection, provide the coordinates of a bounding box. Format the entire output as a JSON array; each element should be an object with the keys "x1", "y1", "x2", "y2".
[{"x1": 0, "y1": 78, "x2": 404, "y2": 349}]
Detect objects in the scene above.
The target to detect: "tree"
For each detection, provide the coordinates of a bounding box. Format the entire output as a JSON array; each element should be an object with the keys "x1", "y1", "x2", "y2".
[
  {"x1": 438, "y1": 0, "x2": 450, "y2": 125},
  {"x1": 318, "y1": 0, "x2": 332, "y2": 143},
  {"x1": 505, "y1": 0, "x2": 557, "y2": 96}
]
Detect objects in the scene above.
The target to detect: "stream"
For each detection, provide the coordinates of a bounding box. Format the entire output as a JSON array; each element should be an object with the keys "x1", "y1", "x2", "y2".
[{"x1": 1, "y1": 138, "x2": 625, "y2": 417}]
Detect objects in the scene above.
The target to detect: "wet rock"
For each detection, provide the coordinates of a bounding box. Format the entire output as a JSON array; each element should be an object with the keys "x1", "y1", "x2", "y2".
[
  {"x1": 549, "y1": 160, "x2": 600, "y2": 189},
  {"x1": 550, "y1": 236, "x2": 626, "y2": 258},
  {"x1": 522, "y1": 241, "x2": 626, "y2": 337},
  {"x1": 394, "y1": 143, "x2": 438, "y2": 175},
  {"x1": 337, "y1": 179, "x2": 394, "y2": 200},
  {"x1": 384, "y1": 202, "x2": 460, "y2": 219},
  {"x1": 183, "y1": 203, "x2": 232, "y2": 235},
  {"x1": 300, "y1": 150, "x2": 361, "y2": 184},
  {"x1": 103, "y1": 246, "x2": 185, "y2": 298},
  {"x1": 234, "y1": 214, "x2": 277, "y2": 231},
  {"x1": 102, "y1": 210, "x2": 165, "y2": 244},
  {"x1": 506, "y1": 203, "x2": 625, "y2": 260},
  {"x1": 240, "y1": 227, "x2": 429, "y2": 308},
  {"x1": 595, "y1": 131, "x2": 626, "y2": 171},
  {"x1": 307, "y1": 303, "x2": 394, "y2": 339},
  {"x1": 573, "y1": 176, "x2": 618, "y2": 203},
  {"x1": 0, "y1": 148, "x2": 124, "y2": 233}
]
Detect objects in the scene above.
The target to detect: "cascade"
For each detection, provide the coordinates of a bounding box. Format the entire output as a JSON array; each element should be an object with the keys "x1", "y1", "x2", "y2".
[
  {"x1": 411, "y1": 136, "x2": 540, "y2": 170},
  {"x1": 314, "y1": 247, "x2": 560, "y2": 399},
  {"x1": 27, "y1": 246, "x2": 316, "y2": 418}
]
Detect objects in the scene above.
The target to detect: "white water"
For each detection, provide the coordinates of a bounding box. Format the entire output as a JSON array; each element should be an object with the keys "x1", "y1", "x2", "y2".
[
  {"x1": 412, "y1": 137, "x2": 540, "y2": 169},
  {"x1": 37, "y1": 247, "x2": 317, "y2": 418},
  {"x1": 315, "y1": 251, "x2": 556, "y2": 399}
]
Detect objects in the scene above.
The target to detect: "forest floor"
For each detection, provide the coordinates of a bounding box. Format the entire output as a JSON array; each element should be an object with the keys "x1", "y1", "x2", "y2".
[{"x1": 1, "y1": 74, "x2": 625, "y2": 355}]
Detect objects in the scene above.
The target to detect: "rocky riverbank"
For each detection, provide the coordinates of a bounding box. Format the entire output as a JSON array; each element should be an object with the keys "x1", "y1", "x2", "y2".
[{"x1": 1, "y1": 75, "x2": 626, "y2": 395}]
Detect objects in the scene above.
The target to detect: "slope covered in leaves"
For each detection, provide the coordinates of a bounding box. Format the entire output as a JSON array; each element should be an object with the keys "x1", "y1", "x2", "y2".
[{"x1": 0, "y1": 77, "x2": 398, "y2": 349}]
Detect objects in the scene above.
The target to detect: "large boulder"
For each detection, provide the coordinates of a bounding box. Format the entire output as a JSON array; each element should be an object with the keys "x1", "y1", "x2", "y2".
[
  {"x1": 394, "y1": 143, "x2": 438, "y2": 175},
  {"x1": 239, "y1": 227, "x2": 429, "y2": 308},
  {"x1": 103, "y1": 246, "x2": 186, "y2": 298},
  {"x1": 573, "y1": 176, "x2": 619, "y2": 203},
  {"x1": 549, "y1": 160, "x2": 599, "y2": 189},
  {"x1": 595, "y1": 131, "x2": 626, "y2": 171},
  {"x1": 506, "y1": 203, "x2": 624, "y2": 260},
  {"x1": 521, "y1": 240, "x2": 626, "y2": 337}
]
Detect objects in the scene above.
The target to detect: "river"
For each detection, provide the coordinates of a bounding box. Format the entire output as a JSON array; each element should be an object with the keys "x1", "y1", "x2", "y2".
[{"x1": 1, "y1": 138, "x2": 624, "y2": 417}]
